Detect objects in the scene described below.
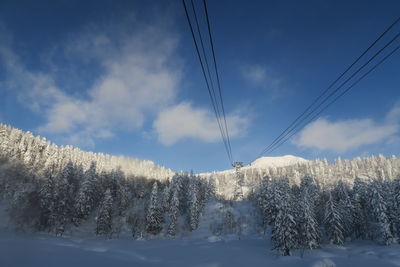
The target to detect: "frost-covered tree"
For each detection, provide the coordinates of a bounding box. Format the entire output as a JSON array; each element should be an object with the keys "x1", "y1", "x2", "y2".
[
  {"x1": 299, "y1": 190, "x2": 320, "y2": 250},
  {"x1": 38, "y1": 169, "x2": 55, "y2": 230},
  {"x1": 108, "y1": 168, "x2": 129, "y2": 216},
  {"x1": 300, "y1": 176, "x2": 319, "y2": 205},
  {"x1": 333, "y1": 181, "x2": 354, "y2": 240},
  {"x1": 73, "y1": 162, "x2": 99, "y2": 225},
  {"x1": 369, "y1": 181, "x2": 394, "y2": 245},
  {"x1": 352, "y1": 177, "x2": 368, "y2": 239},
  {"x1": 3, "y1": 123, "x2": 400, "y2": 245},
  {"x1": 146, "y1": 182, "x2": 163, "y2": 235},
  {"x1": 257, "y1": 177, "x2": 270, "y2": 231},
  {"x1": 391, "y1": 177, "x2": 400, "y2": 237},
  {"x1": 205, "y1": 177, "x2": 216, "y2": 200},
  {"x1": 96, "y1": 189, "x2": 113, "y2": 237},
  {"x1": 8, "y1": 182, "x2": 39, "y2": 229},
  {"x1": 117, "y1": 181, "x2": 130, "y2": 216},
  {"x1": 167, "y1": 188, "x2": 180, "y2": 236},
  {"x1": 271, "y1": 179, "x2": 298, "y2": 256},
  {"x1": 188, "y1": 177, "x2": 200, "y2": 231},
  {"x1": 324, "y1": 193, "x2": 344, "y2": 245},
  {"x1": 53, "y1": 161, "x2": 75, "y2": 235},
  {"x1": 258, "y1": 177, "x2": 279, "y2": 228},
  {"x1": 382, "y1": 179, "x2": 399, "y2": 239},
  {"x1": 161, "y1": 184, "x2": 171, "y2": 212}
]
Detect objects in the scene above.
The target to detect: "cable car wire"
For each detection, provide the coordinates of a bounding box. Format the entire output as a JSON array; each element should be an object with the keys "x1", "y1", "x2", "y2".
[
  {"x1": 202, "y1": 0, "x2": 233, "y2": 162},
  {"x1": 265, "y1": 43, "x2": 400, "y2": 155},
  {"x1": 182, "y1": 0, "x2": 233, "y2": 164},
  {"x1": 251, "y1": 16, "x2": 400, "y2": 163},
  {"x1": 259, "y1": 30, "x2": 400, "y2": 157},
  {"x1": 189, "y1": 0, "x2": 233, "y2": 162}
]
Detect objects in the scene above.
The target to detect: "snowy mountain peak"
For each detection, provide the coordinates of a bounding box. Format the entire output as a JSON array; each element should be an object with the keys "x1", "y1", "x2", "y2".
[{"x1": 248, "y1": 155, "x2": 308, "y2": 169}]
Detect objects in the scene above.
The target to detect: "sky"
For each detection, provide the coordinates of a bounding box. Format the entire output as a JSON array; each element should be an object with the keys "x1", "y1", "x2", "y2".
[{"x1": 0, "y1": 0, "x2": 399, "y2": 173}]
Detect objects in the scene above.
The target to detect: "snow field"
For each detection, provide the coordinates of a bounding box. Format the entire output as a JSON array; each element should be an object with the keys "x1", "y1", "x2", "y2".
[{"x1": 1, "y1": 233, "x2": 400, "y2": 267}]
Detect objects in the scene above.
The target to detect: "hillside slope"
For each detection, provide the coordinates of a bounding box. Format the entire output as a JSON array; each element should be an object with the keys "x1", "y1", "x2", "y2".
[
  {"x1": 248, "y1": 155, "x2": 308, "y2": 169},
  {"x1": 0, "y1": 124, "x2": 173, "y2": 180},
  {"x1": 1, "y1": 124, "x2": 400, "y2": 258}
]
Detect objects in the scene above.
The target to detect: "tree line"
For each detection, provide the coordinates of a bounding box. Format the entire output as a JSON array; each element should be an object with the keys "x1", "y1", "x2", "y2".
[{"x1": 1, "y1": 123, "x2": 400, "y2": 256}]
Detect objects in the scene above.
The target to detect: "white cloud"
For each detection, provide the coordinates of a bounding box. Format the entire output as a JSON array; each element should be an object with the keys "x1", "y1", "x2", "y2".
[
  {"x1": 38, "y1": 30, "x2": 180, "y2": 136},
  {"x1": 241, "y1": 64, "x2": 282, "y2": 89},
  {"x1": 0, "y1": 18, "x2": 251, "y2": 147},
  {"x1": 242, "y1": 65, "x2": 266, "y2": 84},
  {"x1": 0, "y1": 44, "x2": 68, "y2": 112},
  {"x1": 1, "y1": 20, "x2": 181, "y2": 146},
  {"x1": 154, "y1": 102, "x2": 249, "y2": 145},
  {"x1": 293, "y1": 104, "x2": 400, "y2": 153}
]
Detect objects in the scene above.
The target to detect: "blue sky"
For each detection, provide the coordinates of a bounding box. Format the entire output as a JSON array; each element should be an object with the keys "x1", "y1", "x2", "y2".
[{"x1": 0, "y1": 0, "x2": 399, "y2": 173}]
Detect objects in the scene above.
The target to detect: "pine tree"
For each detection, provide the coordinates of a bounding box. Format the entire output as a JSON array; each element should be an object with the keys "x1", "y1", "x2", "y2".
[
  {"x1": 146, "y1": 182, "x2": 162, "y2": 235},
  {"x1": 352, "y1": 177, "x2": 368, "y2": 239},
  {"x1": 38, "y1": 169, "x2": 55, "y2": 230},
  {"x1": 167, "y1": 188, "x2": 180, "y2": 236},
  {"x1": 369, "y1": 181, "x2": 394, "y2": 245},
  {"x1": 382, "y1": 179, "x2": 399, "y2": 239},
  {"x1": 161, "y1": 184, "x2": 171, "y2": 212},
  {"x1": 110, "y1": 169, "x2": 129, "y2": 216},
  {"x1": 300, "y1": 175, "x2": 319, "y2": 207},
  {"x1": 261, "y1": 178, "x2": 278, "y2": 227},
  {"x1": 205, "y1": 177, "x2": 216, "y2": 200},
  {"x1": 188, "y1": 178, "x2": 200, "y2": 231},
  {"x1": 53, "y1": 161, "x2": 74, "y2": 235},
  {"x1": 117, "y1": 181, "x2": 130, "y2": 216},
  {"x1": 392, "y1": 177, "x2": 400, "y2": 238},
  {"x1": 333, "y1": 181, "x2": 354, "y2": 239},
  {"x1": 73, "y1": 161, "x2": 99, "y2": 225},
  {"x1": 299, "y1": 190, "x2": 320, "y2": 250},
  {"x1": 271, "y1": 179, "x2": 298, "y2": 256},
  {"x1": 324, "y1": 193, "x2": 344, "y2": 245},
  {"x1": 257, "y1": 177, "x2": 270, "y2": 231},
  {"x1": 96, "y1": 189, "x2": 113, "y2": 237}
]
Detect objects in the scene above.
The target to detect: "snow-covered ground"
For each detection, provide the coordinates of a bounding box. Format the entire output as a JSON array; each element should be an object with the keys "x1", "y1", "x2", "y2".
[
  {"x1": 1, "y1": 232, "x2": 400, "y2": 267},
  {"x1": 200, "y1": 155, "x2": 308, "y2": 176},
  {"x1": 247, "y1": 155, "x2": 309, "y2": 169}
]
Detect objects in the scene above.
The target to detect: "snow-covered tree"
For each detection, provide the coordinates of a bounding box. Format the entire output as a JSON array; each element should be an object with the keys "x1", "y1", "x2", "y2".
[
  {"x1": 3, "y1": 124, "x2": 400, "y2": 246},
  {"x1": 188, "y1": 177, "x2": 200, "y2": 231},
  {"x1": 391, "y1": 177, "x2": 400, "y2": 238},
  {"x1": 146, "y1": 182, "x2": 163, "y2": 235},
  {"x1": 257, "y1": 177, "x2": 270, "y2": 230},
  {"x1": 299, "y1": 190, "x2": 320, "y2": 250},
  {"x1": 369, "y1": 181, "x2": 394, "y2": 245},
  {"x1": 333, "y1": 181, "x2": 354, "y2": 239},
  {"x1": 167, "y1": 188, "x2": 180, "y2": 236},
  {"x1": 73, "y1": 161, "x2": 99, "y2": 225},
  {"x1": 271, "y1": 179, "x2": 298, "y2": 256},
  {"x1": 38, "y1": 169, "x2": 55, "y2": 230},
  {"x1": 161, "y1": 184, "x2": 171, "y2": 212},
  {"x1": 352, "y1": 177, "x2": 368, "y2": 239},
  {"x1": 324, "y1": 193, "x2": 344, "y2": 245},
  {"x1": 96, "y1": 189, "x2": 113, "y2": 237},
  {"x1": 300, "y1": 175, "x2": 319, "y2": 205},
  {"x1": 205, "y1": 177, "x2": 216, "y2": 200},
  {"x1": 258, "y1": 177, "x2": 278, "y2": 228},
  {"x1": 53, "y1": 161, "x2": 75, "y2": 235}
]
